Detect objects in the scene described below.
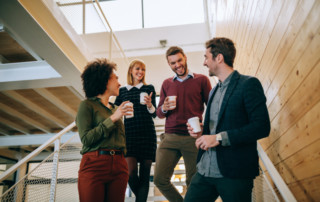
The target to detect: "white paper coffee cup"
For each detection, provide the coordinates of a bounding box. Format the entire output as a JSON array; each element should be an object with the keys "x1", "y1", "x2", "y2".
[
  {"x1": 168, "y1": 95, "x2": 177, "y2": 109},
  {"x1": 188, "y1": 117, "x2": 201, "y2": 133},
  {"x1": 124, "y1": 102, "x2": 134, "y2": 118},
  {"x1": 140, "y1": 92, "x2": 148, "y2": 105}
]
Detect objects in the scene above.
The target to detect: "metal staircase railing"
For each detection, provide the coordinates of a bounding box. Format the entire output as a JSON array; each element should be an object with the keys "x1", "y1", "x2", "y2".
[{"x1": 0, "y1": 122, "x2": 79, "y2": 202}]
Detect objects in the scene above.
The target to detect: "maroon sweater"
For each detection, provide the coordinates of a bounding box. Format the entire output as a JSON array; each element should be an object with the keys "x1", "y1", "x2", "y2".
[{"x1": 156, "y1": 73, "x2": 212, "y2": 135}]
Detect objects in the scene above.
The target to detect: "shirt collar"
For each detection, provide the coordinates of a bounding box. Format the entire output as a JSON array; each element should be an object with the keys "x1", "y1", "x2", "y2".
[
  {"x1": 126, "y1": 82, "x2": 143, "y2": 91},
  {"x1": 173, "y1": 71, "x2": 194, "y2": 81},
  {"x1": 88, "y1": 97, "x2": 115, "y2": 109},
  {"x1": 88, "y1": 96, "x2": 99, "y2": 101},
  {"x1": 218, "y1": 71, "x2": 235, "y2": 88}
]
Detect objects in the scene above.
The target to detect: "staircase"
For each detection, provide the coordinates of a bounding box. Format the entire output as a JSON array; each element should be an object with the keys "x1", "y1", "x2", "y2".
[{"x1": 0, "y1": 118, "x2": 296, "y2": 202}]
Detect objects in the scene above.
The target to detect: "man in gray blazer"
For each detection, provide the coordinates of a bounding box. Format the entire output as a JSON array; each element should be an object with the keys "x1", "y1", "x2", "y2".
[{"x1": 184, "y1": 37, "x2": 271, "y2": 202}]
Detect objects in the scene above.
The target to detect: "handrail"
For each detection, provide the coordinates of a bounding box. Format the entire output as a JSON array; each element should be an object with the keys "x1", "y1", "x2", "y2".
[
  {"x1": 257, "y1": 143, "x2": 297, "y2": 202},
  {"x1": 0, "y1": 121, "x2": 76, "y2": 183},
  {"x1": 91, "y1": 0, "x2": 129, "y2": 65}
]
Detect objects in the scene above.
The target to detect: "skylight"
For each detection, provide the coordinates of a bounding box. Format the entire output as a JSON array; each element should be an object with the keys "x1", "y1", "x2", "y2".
[{"x1": 57, "y1": 0, "x2": 205, "y2": 33}]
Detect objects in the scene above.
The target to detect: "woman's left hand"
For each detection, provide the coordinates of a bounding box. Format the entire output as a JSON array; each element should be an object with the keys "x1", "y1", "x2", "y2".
[{"x1": 145, "y1": 92, "x2": 153, "y2": 108}]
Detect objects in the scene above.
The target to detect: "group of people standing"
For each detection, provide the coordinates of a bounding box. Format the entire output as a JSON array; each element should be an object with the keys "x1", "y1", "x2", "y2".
[{"x1": 75, "y1": 37, "x2": 271, "y2": 202}]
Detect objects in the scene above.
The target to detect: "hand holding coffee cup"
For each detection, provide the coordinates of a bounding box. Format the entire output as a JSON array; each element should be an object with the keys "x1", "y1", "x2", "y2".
[
  {"x1": 167, "y1": 96, "x2": 177, "y2": 110},
  {"x1": 140, "y1": 92, "x2": 153, "y2": 108},
  {"x1": 140, "y1": 92, "x2": 148, "y2": 105},
  {"x1": 123, "y1": 102, "x2": 134, "y2": 118},
  {"x1": 110, "y1": 101, "x2": 132, "y2": 122},
  {"x1": 187, "y1": 117, "x2": 202, "y2": 138},
  {"x1": 162, "y1": 96, "x2": 177, "y2": 111}
]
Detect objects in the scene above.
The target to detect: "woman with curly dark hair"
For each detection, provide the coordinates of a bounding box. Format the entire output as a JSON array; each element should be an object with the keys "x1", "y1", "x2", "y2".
[{"x1": 76, "y1": 58, "x2": 132, "y2": 202}]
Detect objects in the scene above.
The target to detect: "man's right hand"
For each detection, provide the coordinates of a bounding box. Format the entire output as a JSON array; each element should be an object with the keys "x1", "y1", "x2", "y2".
[
  {"x1": 187, "y1": 122, "x2": 203, "y2": 138},
  {"x1": 162, "y1": 97, "x2": 176, "y2": 111}
]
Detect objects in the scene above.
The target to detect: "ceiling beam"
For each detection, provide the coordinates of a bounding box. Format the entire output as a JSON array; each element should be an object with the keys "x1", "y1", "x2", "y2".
[
  {"x1": 0, "y1": 149, "x2": 24, "y2": 160},
  {"x1": 0, "y1": 78, "x2": 67, "y2": 91},
  {"x1": 3, "y1": 26, "x2": 42, "y2": 61},
  {"x1": 20, "y1": 146, "x2": 34, "y2": 152},
  {"x1": 0, "y1": 128, "x2": 10, "y2": 136},
  {"x1": 0, "y1": 132, "x2": 80, "y2": 147},
  {"x1": 34, "y1": 88, "x2": 77, "y2": 118},
  {"x1": 0, "y1": 117, "x2": 29, "y2": 134},
  {"x1": 0, "y1": 55, "x2": 9, "y2": 63},
  {"x1": 20, "y1": 146, "x2": 53, "y2": 154},
  {"x1": 0, "y1": 61, "x2": 61, "y2": 82},
  {"x1": 2, "y1": 91, "x2": 67, "y2": 128},
  {"x1": 67, "y1": 86, "x2": 85, "y2": 100},
  {"x1": 0, "y1": 102, "x2": 51, "y2": 133}
]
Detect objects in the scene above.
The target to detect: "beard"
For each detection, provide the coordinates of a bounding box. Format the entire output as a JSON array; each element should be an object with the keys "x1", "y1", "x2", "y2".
[{"x1": 176, "y1": 63, "x2": 188, "y2": 77}]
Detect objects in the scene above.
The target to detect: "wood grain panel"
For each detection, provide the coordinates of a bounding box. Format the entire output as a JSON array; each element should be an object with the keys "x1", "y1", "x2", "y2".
[
  {"x1": 288, "y1": 175, "x2": 320, "y2": 202},
  {"x1": 0, "y1": 92, "x2": 60, "y2": 130},
  {"x1": 276, "y1": 139, "x2": 320, "y2": 184},
  {"x1": 232, "y1": 0, "x2": 275, "y2": 74},
  {"x1": 243, "y1": 0, "x2": 284, "y2": 76},
  {"x1": 46, "y1": 87, "x2": 81, "y2": 112},
  {"x1": 267, "y1": 32, "x2": 320, "y2": 122},
  {"x1": 15, "y1": 89, "x2": 74, "y2": 125},
  {"x1": 240, "y1": 0, "x2": 273, "y2": 75},
  {"x1": 255, "y1": 0, "x2": 300, "y2": 83},
  {"x1": 265, "y1": 100, "x2": 320, "y2": 165},
  {"x1": 233, "y1": 0, "x2": 248, "y2": 44},
  {"x1": 259, "y1": 0, "x2": 316, "y2": 92},
  {"x1": 263, "y1": 62, "x2": 320, "y2": 149},
  {"x1": 226, "y1": 0, "x2": 237, "y2": 40},
  {"x1": 265, "y1": 1, "x2": 320, "y2": 106},
  {"x1": 209, "y1": 0, "x2": 320, "y2": 200},
  {"x1": 237, "y1": 0, "x2": 261, "y2": 71},
  {"x1": 0, "y1": 32, "x2": 36, "y2": 63}
]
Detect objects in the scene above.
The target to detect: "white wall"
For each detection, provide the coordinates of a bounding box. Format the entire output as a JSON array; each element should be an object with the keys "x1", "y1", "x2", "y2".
[
  {"x1": 113, "y1": 51, "x2": 216, "y2": 94},
  {"x1": 80, "y1": 22, "x2": 215, "y2": 94}
]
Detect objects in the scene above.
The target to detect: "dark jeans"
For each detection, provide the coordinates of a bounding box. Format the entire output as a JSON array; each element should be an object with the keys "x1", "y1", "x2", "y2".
[
  {"x1": 78, "y1": 150, "x2": 129, "y2": 202},
  {"x1": 184, "y1": 172, "x2": 253, "y2": 202}
]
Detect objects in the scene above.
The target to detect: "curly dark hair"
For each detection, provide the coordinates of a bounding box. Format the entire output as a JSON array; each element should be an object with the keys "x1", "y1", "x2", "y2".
[
  {"x1": 81, "y1": 58, "x2": 117, "y2": 98},
  {"x1": 205, "y1": 37, "x2": 236, "y2": 67}
]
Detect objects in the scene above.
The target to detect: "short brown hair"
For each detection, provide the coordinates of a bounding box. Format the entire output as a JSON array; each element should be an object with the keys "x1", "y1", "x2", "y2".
[
  {"x1": 127, "y1": 59, "x2": 146, "y2": 85},
  {"x1": 166, "y1": 46, "x2": 185, "y2": 60},
  {"x1": 205, "y1": 37, "x2": 236, "y2": 67},
  {"x1": 81, "y1": 58, "x2": 117, "y2": 98}
]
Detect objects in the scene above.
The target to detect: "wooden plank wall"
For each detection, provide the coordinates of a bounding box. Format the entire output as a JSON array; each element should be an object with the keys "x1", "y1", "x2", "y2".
[{"x1": 208, "y1": 0, "x2": 320, "y2": 201}]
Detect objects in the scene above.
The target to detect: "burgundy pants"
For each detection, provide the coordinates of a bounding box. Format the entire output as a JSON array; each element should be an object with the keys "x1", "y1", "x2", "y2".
[{"x1": 78, "y1": 150, "x2": 129, "y2": 202}]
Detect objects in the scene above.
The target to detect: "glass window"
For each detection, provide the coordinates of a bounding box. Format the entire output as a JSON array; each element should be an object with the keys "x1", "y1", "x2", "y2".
[
  {"x1": 100, "y1": 0, "x2": 142, "y2": 31},
  {"x1": 59, "y1": 4, "x2": 83, "y2": 34},
  {"x1": 57, "y1": 0, "x2": 204, "y2": 32},
  {"x1": 143, "y1": 0, "x2": 204, "y2": 28}
]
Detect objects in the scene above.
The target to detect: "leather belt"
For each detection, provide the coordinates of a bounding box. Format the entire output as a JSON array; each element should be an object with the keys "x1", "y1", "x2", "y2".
[{"x1": 99, "y1": 150, "x2": 122, "y2": 156}]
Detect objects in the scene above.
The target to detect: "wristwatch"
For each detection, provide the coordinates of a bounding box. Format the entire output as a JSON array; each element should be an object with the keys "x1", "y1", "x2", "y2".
[{"x1": 216, "y1": 133, "x2": 222, "y2": 144}]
